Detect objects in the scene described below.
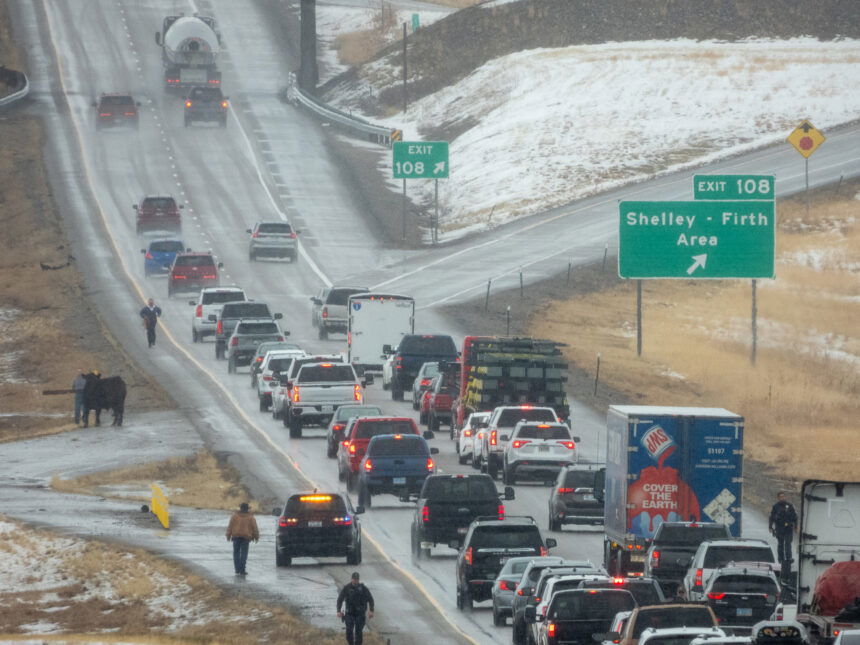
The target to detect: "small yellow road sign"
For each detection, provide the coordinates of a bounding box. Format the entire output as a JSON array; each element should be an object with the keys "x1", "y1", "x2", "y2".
[
  {"x1": 787, "y1": 119, "x2": 825, "y2": 158},
  {"x1": 151, "y1": 483, "x2": 169, "y2": 529}
]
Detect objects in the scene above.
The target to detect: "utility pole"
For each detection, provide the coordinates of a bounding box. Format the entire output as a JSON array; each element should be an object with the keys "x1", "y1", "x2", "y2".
[
  {"x1": 402, "y1": 23, "x2": 407, "y2": 114},
  {"x1": 299, "y1": 0, "x2": 318, "y2": 90}
]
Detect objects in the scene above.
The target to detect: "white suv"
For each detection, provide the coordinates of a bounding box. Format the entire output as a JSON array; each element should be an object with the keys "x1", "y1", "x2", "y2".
[
  {"x1": 502, "y1": 421, "x2": 579, "y2": 485},
  {"x1": 255, "y1": 349, "x2": 305, "y2": 410},
  {"x1": 189, "y1": 286, "x2": 246, "y2": 342},
  {"x1": 457, "y1": 412, "x2": 489, "y2": 465},
  {"x1": 681, "y1": 538, "x2": 777, "y2": 601},
  {"x1": 480, "y1": 405, "x2": 560, "y2": 480}
]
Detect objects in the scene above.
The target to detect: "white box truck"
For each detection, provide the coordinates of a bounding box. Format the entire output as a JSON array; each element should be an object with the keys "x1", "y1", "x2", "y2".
[{"x1": 347, "y1": 293, "x2": 414, "y2": 372}]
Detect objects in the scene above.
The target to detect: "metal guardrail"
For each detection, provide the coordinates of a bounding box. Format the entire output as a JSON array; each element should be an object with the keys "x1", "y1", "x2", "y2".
[
  {"x1": 284, "y1": 73, "x2": 397, "y2": 147},
  {"x1": 0, "y1": 67, "x2": 30, "y2": 108}
]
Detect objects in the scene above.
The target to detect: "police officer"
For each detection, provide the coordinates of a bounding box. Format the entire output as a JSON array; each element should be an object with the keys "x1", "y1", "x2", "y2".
[
  {"x1": 336, "y1": 572, "x2": 374, "y2": 645},
  {"x1": 769, "y1": 491, "x2": 798, "y2": 568}
]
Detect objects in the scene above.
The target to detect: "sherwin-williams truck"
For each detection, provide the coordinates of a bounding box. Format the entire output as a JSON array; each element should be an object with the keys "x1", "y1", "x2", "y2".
[{"x1": 601, "y1": 406, "x2": 744, "y2": 576}]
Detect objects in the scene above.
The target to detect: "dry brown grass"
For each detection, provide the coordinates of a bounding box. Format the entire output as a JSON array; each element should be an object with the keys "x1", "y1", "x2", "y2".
[
  {"x1": 0, "y1": 516, "x2": 384, "y2": 644},
  {"x1": 51, "y1": 452, "x2": 260, "y2": 512},
  {"x1": 530, "y1": 182, "x2": 860, "y2": 485}
]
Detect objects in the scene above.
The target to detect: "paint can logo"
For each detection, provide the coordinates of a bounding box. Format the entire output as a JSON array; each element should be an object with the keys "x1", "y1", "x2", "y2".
[{"x1": 641, "y1": 425, "x2": 676, "y2": 464}]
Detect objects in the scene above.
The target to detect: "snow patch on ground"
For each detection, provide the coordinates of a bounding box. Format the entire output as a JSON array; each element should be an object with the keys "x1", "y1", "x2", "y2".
[
  {"x1": 780, "y1": 247, "x2": 860, "y2": 272},
  {"x1": 330, "y1": 38, "x2": 860, "y2": 240}
]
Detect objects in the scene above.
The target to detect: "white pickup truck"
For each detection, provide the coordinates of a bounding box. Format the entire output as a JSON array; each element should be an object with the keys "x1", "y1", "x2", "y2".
[{"x1": 284, "y1": 362, "x2": 366, "y2": 439}]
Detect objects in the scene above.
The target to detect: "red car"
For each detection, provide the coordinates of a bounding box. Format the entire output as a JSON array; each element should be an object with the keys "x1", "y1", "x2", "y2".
[
  {"x1": 94, "y1": 93, "x2": 140, "y2": 130},
  {"x1": 337, "y1": 417, "x2": 425, "y2": 491},
  {"x1": 167, "y1": 252, "x2": 222, "y2": 298},
  {"x1": 134, "y1": 195, "x2": 183, "y2": 234}
]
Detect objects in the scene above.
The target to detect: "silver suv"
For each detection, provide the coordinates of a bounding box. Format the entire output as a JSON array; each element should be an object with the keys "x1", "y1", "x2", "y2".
[
  {"x1": 189, "y1": 286, "x2": 246, "y2": 343},
  {"x1": 226, "y1": 318, "x2": 287, "y2": 373},
  {"x1": 310, "y1": 286, "x2": 369, "y2": 340},
  {"x1": 247, "y1": 221, "x2": 299, "y2": 262}
]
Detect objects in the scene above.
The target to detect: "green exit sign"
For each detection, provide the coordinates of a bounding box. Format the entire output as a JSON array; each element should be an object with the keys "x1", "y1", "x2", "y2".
[
  {"x1": 393, "y1": 141, "x2": 448, "y2": 179},
  {"x1": 694, "y1": 174, "x2": 774, "y2": 200},
  {"x1": 619, "y1": 200, "x2": 775, "y2": 279}
]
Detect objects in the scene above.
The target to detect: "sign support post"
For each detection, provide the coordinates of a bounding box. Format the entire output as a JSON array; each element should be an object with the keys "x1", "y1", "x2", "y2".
[
  {"x1": 751, "y1": 279, "x2": 758, "y2": 366},
  {"x1": 433, "y1": 179, "x2": 439, "y2": 244},
  {"x1": 636, "y1": 280, "x2": 643, "y2": 357},
  {"x1": 402, "y1": 23, "x2": 407, "y2": 114},
  {"x1": 805, "y1": 158, "x2": 810, "y2": 218}
]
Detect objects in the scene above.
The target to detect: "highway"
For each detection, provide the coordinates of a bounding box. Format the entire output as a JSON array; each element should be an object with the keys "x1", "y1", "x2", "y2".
[{"x1": 10, "y1": 0, "x2": 860, "y2": 642}]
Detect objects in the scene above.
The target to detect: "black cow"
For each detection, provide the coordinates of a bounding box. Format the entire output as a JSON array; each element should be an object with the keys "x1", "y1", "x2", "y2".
[{"x1": 81, "y1": 372, "x2": 127, "y2": 427}]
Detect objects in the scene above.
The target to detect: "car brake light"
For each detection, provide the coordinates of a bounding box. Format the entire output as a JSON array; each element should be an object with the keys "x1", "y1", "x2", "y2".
[
  {"x1": 99, "y1": 112, "x2": 111, "y2": 117},
  {"x1": 422, "y1": 506, "x2": 429, "y2": 524},
  {"x1": 321, "y1": 307, "x2": 328, "y2": 319},
  {"x1": 292, "y1": 386, "x2": 300, "y2": 403},
  {"x1": 540, "y1": 546, "x2": 548, "y2": 556},
  {"x1": 347, "y1": 332, "x2": 352, "y2": 346},
  {"x1": 263, "y1": 375, "x2": 272, "y2": 381},
  {"x1": 498, "y1": 504, "x2": 505, "y2": 520},
  {"x1": 364, "y1": 459, "x2": 373, "y2": 472},
  {"x1": 548, "y1": 623, "x2": 556, "y2": 638},
  {"x1": 707, "y1": 592, "x2": 726, "y2": 600},
  {"x1": 290, "y1": 232, "x2": 297, "y2": 238},
  {"x1": 349, "y1": 443, "x2": 356, "y2": 454},
  {"x1": 426, "y1": 457, "x2": 435, "y2": 472},
  {"x1": 230, "y1": 337, "x2": 238, "y2": 346},
  {"x1": 123, "y1": 111, "x2": 135, "y2": 116},
  {"x1": 332, "y1": 516, "x2": 352, "y2": 526},
  {"x1": 354, "y1": 384, "x2": 362, "y2": 402},
  {"x1": 695, "y1": 568, "x2": 703, "y2": 588},
  {"x1": 463, "y1": 429, "x2": 472, "y2": 437},
  {"x1": 613, "y1": 577, "x2": 625, "y2": 585},
  {"x1": 145, "y1": 251, "x2": 153, "y2": 260},
  {"x1": 173, "y1": 274, "x2": 187, "y2": 279},
  {"x1": 516, "y1": 588, "x2": 525, "y2": 596},
  {"x1": 208, "y1": 79, "x2": 219, "y2": 84},
  {"x1": 221, "y1": 100, "x2": 228, "y2": 108},
  {"x1": 651, "y1": 550, "x2": 660, "y2": 566},
  {"x1": 277, "y1": 336, "x2": 284, "y2": 342},
  {"x1": 217, "y1": 321, "x2": 223, "y2": 334},
  {"x1": 195, "y1": 305, "x2": 202, "y2": 318},
  {"x1": 464, "y1": 546, "x2": 473, "y2": 566},
  {"x1": 185, "y1": 100, "x2": 192, "y2": 108},
  {"x1": 278, "y1": 516, "x2": 297, "y2": 527},
  {"x1": 420, "y1": 378, "x2": 430, "y2": 386},
  {"x1": 557, "y1": 441, "x2": 576, "y2": 449},
  {"x1": 202, "y1": 274, "x2": 216, "y2": 279},
  {"x1": 333, "y1": 424, "x2": 344, "y2": 432},
  {"x1": 557, "y1": 487, "x2": 574, "y2": 494},
  {"x1": 498, "y1": 580, "x2": 513, "y2": 591},
  {"x1": 490, "y1": 430, "x2": 497, "y2": 446},
  {"x1": 511, "y1": 440, "x2": 530, "y2": 449}
]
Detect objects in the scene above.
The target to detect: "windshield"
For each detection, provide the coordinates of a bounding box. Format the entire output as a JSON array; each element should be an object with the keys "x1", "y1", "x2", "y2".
[
  {"x1": 354, "y1": 420, "x2": 417, "y2": 439},
  {"x1": 580, "y1": 581, "x2": 663, "y2": 605},
  {"x1": 202, "y1": 292, "x2": 245, "y2": 305},
  {"x1": 266, "y1": 358, "x2": 295, "y2": 373},
  {"x1": 516, "y1": 424, "x2": 570, "y2": 439},
  {"x1": 149, "y1": 241, "x2": 184, "y2": 253},
  {"x1": 644, "y1": 636, "x2": 710, "y2": 645},
  {"x1": 710, "y1": 575, "x2": 778, "y2": 594},
  {"x1": 289, "y1": 356, "x2": 343, "y2": 377},
  {"x1": 298, "y1": 365, "x2": 355, "y2": 382},
  {"x1": 657, "y1": 524, "x2": 729, "y2": 545},
  {"x1": 101, "y1": 95, "x2": 134, "y2": 105},
  {"x1": 141, "y1": 198, "x2": 175, "y2": 210},
  {"x1": 367, "y1": 436, "x2": 428, "y2": 456},
  {"x1": 563, "y1": 470, "x2": 598, "y2": 488},
  {"x1": 327, "y1": 288, "x2": 368, "y2": 305},
  {"x1": 237, "y1": 323, "x2": 279, "y2": 335},
  {"x1": 335, "y1": 406, "x2": 382, "y2": 421},
  {"x1": 257, "y1": 222, "x2": 293, "y2": 234},
  {"x1": 470, "y1": 525, "x2": 542, "y2": 549},
  {"x1": 398, "y1": 335, "x2": 457, "y2": 355},
  {"x1": 420, "y1": 363, "x2": 441, "y2": 378},
  {"x1": 703, "y1": 546, "x2": 774, "y2": 568},
  {"x1": 497, "y1": 408, "x2": 557, "y2": 426},
  {"x1": 422, "y1": 476, "x2": 497, "y2": 500},
  {"x1": 284, "y1": 495, "x2": 346, "y2": 517},
  {"x1": 174, "y1": 255, "x2": 214, "y2": 267},
  {"x1": 549, "y1": 591, "x2": 635, "y2": 621},
  {"x1": 223, "y1": 303, "x2": 271, "y2": 318},
  {"x1": 632, "y1": 608, "x2": 715, "y2": 636}
]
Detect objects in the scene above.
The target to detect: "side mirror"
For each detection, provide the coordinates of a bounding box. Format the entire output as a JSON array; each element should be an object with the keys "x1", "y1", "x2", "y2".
[
  {"x1": 132, "y1": 204, "x2": 138, "y2": 210},
  {"x1": 136, "y1": 101, "x2": 142, "y2": 106},
  {"x1": 208, "y1": 315, "x2": 217, "y2": 322},
  {"x1": 283, "y1": 330, "x2": 290, "y2": 336},
  {"x1": 595, "y1": 634, "x2": 620, "y2": 643},
  {"x1": 573, "y1": 436, "x2": 581, "y2": 443},
  {"x1": 500, "y1": 434, "x2": 510, "y2": 442},
  {"x1": 504, "y1": 486, "x2": 515, "y2": 500},
  {"x1": 294, "y1": 229, "x2": 301, "y2": 234},
  {"x1": 274, "y1": 313, "x2": 283, "y2": 320},
  {"x1": 155, "y1": 32, "x2": 161, "y2": 45},
  {"x1": 246, "y1": 228, "x2": 252, "y2": 234},
  {"x1": 545, "y1": 538, "x2": 557, "y2": 549},
  {"x1": 382, "y1": 344, "x2": 392, "y2": 355},
  {"x1": 271, "y1": 507, "x2": 280, "y2": 516},
  {"x1": 311, "y1": 297, "x2": 322, "y2": 305},
  {"x1": 140, "y1": 249, "x2": 147, "y2": 254},
  {"x1": 364, "y1": 374, "x2": 374, "y2": 385},
  {"x1": 286, "y1": 383, "x2": 293, "y2": 390},
  {"x1": 430, "y1": 447, "x2": 440, "y2": 455},
  {"x1": 593, "y1": 468, "x2": 606, "y2": 503},
  {"x1": 188, "y1": 300, "x2": 196, "y2": 306},
  {"x1": 448, "y1": 540, "x2": 460, "y2": 550},
  {"x1": 217, "y1": 262, "x2": 224, "y2": 269},
  {"x1": 524, "y1": 606, "x2": 537, "y2": 623},
  {"x1": 355, "y1": 505, "x2": 365, "y2": 515},
  {"x1": 179, "y1": 204, "x2": 184, "y2": 209},
  {"x1": 423, "y1": 430, "x2": 434, "y2": 440}
]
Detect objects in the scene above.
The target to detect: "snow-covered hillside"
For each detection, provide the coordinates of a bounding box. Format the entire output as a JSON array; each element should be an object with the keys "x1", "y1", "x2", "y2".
[{"x1": 328, "y1": 38, "x2": 860, "y2": 241}]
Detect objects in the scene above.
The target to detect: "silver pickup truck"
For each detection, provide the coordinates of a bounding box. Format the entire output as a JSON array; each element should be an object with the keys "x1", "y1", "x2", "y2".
[{"x1": 284, "y1": 362, "x2": 366, "y2": 439}]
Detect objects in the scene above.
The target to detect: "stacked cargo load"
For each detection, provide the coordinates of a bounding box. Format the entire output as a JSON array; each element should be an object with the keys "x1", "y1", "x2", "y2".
[{"x1": 454, "y1": 336, "x2": 570, "y2": 428}]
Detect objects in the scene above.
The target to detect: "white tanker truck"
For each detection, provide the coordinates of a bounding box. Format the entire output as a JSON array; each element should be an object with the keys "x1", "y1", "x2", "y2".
[{"x1": 154, "y1": 14, "x2": 221, "y2": 90}]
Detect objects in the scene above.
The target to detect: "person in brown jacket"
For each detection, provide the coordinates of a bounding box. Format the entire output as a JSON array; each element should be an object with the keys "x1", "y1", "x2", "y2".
[{"x1": 226, "y1": 502, "x2": 259, "y2": 575}]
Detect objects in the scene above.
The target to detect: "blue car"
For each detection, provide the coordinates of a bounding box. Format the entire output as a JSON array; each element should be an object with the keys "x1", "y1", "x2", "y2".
[
  {"x1": 357, "y1": 434, "x2": 439, "y2": 508},
  {"x1": 141, "y1": 239, "x2": 186, "y2": 276}
]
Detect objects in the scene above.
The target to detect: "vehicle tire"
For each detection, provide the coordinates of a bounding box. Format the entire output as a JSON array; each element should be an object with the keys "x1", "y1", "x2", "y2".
[
  {"x1": 318, "y1": 326, "x2": 328, "y2": 340},
  {"x1": 346, "y1": 546, "x2": 360, "y2": 565},
  {"x1": 472, "y1": 454, "x2": 482, "y2": 471},
  {"x1": 258, "y1": 396, "x2": 267, "y2": 412},
  {"x1": 392, "y1": 385, "x2": 404, "y2": 401},
  {"x1": 288, "y1": 418, "x2": 302, "y2": 439},
  {"x1": 412, "y1": 398, "x2": 419, "y2": 410},
  {"x1": 450, "y1": 425, "x2": 455, "y2": 441},
  {"x1": 346, "y1": 471, "x2": 356, "y2": 491},
  {"x1": 382, "y1": 378, "x2": 390, "y2": 392},
  {"x1": 419, "y1": 410, "x2": 428, "y2": 425},
  {"x1": 326, "y1": 439, "x2": 337, "y2": 459},
  {"x1": 184, "y1": 115, "x2": 190, "y2": 127},
  {"x1": 503, "y1": 464, "x2": 516, "y2": 486},
  {"x1": 167, "y1": 285, "x2": 173, "y2": 299},
  {"x1": 458, "y1": 453, "x2": 469, "y2": 465},
  {"x1": 290, "y1": 252, "x2": 298, "y2": 264},
  {"x1": 338, "y1": 466, "x2": 346, "y2": 482},
  {"x1": 275, "y1": 550, "x2": 290, "y2": 567},
  {"x1": 220, "y1": 116, "x2": 227, "y2": 128},
  {"x1": 358, "y1": 484, "x2": 371, "y2": 508},
  {"x1": 227, "y1": 356, "x2": 236, "y2": 374},
  {"x1": 512, "y1": 619, "x2": 526, "y2": 645},
  {"x1": 273, "y1": 406, "x2": 281, "y2": 420},
  {"x1": 456, "y1": 588, "x2": 464, "y2": 611},
  {"x1": 429, "y1": 415, "x2": 439, "y2": 432},
  {"x1": 250, "y1": 374, "x2": 257, "y2": 389},
  {"x1": 192, "y1": 328, "x2": 198, "y2": 343},
  {"x1": 463, "y1": 588, "x2": 473, "y2": 612},
  {"x1": 488, "y1": 458, "x2": 499, "y2": 480},
  {"x1": 282, "y1": 410, "x2": 289, "y2": 427},
  {"x1": 493, "y1": 606, "x2": 505, "y2": 627},
  {"x1": 549, "y1": 512, "x2": 562, "y2": 532},
  {"x1": 215, "y1": 342, "x2": 224, "y2": 360},
  {"x1": 249, "y1": 249, "x2": 255, "y2": 262}
]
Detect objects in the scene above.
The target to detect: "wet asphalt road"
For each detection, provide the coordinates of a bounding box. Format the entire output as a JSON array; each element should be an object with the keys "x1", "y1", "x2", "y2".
[{"x1": 6, "y1": 0, "x2": 859, "y2": 642}]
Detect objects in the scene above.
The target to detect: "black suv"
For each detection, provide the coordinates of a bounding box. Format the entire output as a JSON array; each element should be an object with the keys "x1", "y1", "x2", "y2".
[
  {"x1": 411, "y1": 474, "x2": 513, "y2": 558},
  {"x1": 383, "y1": 334, "x2": 459, "y2": 400},
  {"x1": 548, "y1": 463, "x2": 605, "y2": 531},
  {"x1": 274, "y1": 492, "x2": 363, "y2": 566},
  {"x1": 184, "y1": 86, "x2": 228, "y2": 127},
  {"x1": 94, "y1": 92, "x2": 140, "y2": 129},
  {"x1": 454, "y1": 515, "x2": 556, "y2": 611}
]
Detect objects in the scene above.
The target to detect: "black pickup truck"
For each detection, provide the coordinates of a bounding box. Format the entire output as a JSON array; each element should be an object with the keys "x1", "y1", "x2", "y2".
[
  {"x1": 411, "y1": 474, "x2": 514, "y2": 558},
  {"x1": 643, "y1": 521, "x2": 731, "y2": 596},
  {"x1": 384, "y1": 334, "x2": 459, "y2": 401}
]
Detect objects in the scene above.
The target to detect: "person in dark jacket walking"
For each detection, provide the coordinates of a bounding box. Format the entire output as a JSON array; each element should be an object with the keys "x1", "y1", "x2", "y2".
[
  {"x1": 336, "y1": 572, "x2": 374, "y2": 645},
  {"x1": 769, "y1": 491, "x2": 798, "y2": 567},
  {"x1": 72, "y1": 368, "x2": 86, "y2": 424},
  {"x1": 226, "y1": 502, "x2": 259, "y2": 575},
  {"x1": 139, "y1": 298, "x2": 162, "y2": 348}
]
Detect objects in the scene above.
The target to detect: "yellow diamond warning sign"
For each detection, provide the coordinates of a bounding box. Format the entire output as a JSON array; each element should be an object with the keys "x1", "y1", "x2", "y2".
[{"x1": 787, "y1": 119, "x2": 825, "y2": 158}]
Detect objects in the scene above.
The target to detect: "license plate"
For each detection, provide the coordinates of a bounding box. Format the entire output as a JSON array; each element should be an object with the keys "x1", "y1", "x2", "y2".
[
  {"x1": 308, "y1": 521, "x2": 322, "y2": 528},
  {"x1": 630, "y1": 554, "x2": 645, "y2": 563},
  {"x1": 582, "y1": 493, "x2": 595, "y2": 501},
  {"x1": 393, "y1": 477, "x2": 406, "y2": 485},
  {"x1": 737, "y1": 608, "x2": 753, "y2": 617},
  {"x1": 457, "y1": 527, "x2": 468, "y2": 535},
  {"x1": 539, "y1": 446, "x2": 549, "y2": 452},
  {"x1": 181, "y1": 68, "x2": 207, "y2": 83},
  {"x1": 321, "y1": 405, "x2": 333, "y2": 413}
]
